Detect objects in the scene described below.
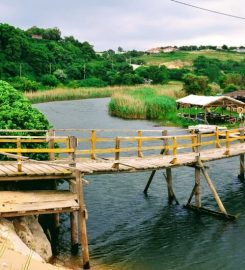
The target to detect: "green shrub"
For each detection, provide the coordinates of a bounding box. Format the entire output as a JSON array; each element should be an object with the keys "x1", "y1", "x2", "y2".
[
  {"x1": 223, "y1": 84, "x2": 239, "y2": 93},
  {"x1": 41, "y1": 74, "x2": 59, "y2": 87},
  {"x1": 0, "y1": 80, "x2": 50, "y2": 163},
  {"x1": 10, "y1": 77, "x2": 40, "y2": 91},
  {"x1": 78, "y1": 77, "x2": 108, "y2": 87}
]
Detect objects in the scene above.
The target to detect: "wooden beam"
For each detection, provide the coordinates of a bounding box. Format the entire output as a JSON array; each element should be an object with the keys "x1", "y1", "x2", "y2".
[
  {"x1": 184, "y1": 204, "x2": 238, "y2": 220},
  {"x1": 143, "y1": 170, "x2": 156, "y2": 195},
  {"x1": 76, "y1": 171, "x2": 90, "y2": 269},
  {"x1": 198, "y1": 159, "x2": 227, "y2": 215}
]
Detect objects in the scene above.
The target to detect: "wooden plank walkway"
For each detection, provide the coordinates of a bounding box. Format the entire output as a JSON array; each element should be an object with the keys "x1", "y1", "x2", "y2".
[{"x1": 75, "y1": 143, "x2": 245, "y2": 174}]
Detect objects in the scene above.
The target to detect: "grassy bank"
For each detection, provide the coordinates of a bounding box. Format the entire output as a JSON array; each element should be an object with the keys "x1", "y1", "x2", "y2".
[
  {"x1": 24, "y1": 82, "x2": 183, "y2": 103},
  {"x1": 108, "y1": 83, "x2": 192, "y2": 126}
]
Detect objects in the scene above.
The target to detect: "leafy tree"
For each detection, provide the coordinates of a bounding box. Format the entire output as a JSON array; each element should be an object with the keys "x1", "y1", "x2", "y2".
[
  {"x1": 53, "y1": 69, "x2": 67, "y2": 82},
  {"x1": 183, "y1": 73, "x2": 210, "y2": 95},
  {"x1": 0, "y1": 80, "x2": 49, "y2": 130}
]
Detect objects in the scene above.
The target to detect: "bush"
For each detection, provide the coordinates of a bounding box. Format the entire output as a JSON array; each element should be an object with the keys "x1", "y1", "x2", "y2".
[
  {"x1": 0, "y1": 80, "x2": 50, "y2": 161},
  {"x1": 41, "y1": 74, "x2": 59, "y2": 87},
  {"x1": 10, "y1": 77, "x2": 40, "y2": 91},
  {"x1": 0, "y1": 80, "x2": 49, "y2": 130},
  {"x1": 77, "y1": 77, "x2": 108, "y2": 87},
  {"x1": 223, "y1": 84, "x2": 239, "y2": 93}
]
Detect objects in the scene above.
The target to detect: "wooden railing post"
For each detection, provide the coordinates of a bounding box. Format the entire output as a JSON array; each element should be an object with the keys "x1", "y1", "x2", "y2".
[
  {"x1": 90, "y1": 130, "x2": 96, "y2": 160},
  {"x1": 137, "y1": 130, "x2": 143, "y2": 158},
  {"x1": 112, "y1": 137, "x2": 120, "y2": 169},
  {"x1": 162, "y1": 130, "x2": 169, "y2": 155},
  {"x1": 224, "y1": 130, "x2": 230, "y2": 155},
  {"x1": 215, "y1": 127, "x2": 221, "y2": 148},
  {"x1": 16, "y1": 137, "x2": 22, "y2": 172},
  {"x1": 191, "y1": 130, "x2": 195, "y2": 152},
  {"x1": 170, "y1": 137, "x2": 177, "y2": 164},
  {"x1": 68, "y1": 136, "x2": 77, "y2": 166},
  {"x1": 48, "y1": 129, "x2": 55, "y2": 161}
]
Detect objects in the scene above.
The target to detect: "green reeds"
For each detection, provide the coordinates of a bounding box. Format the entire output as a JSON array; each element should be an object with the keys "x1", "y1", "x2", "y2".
[{"x1": 108, "y1": 87, "x2": 179, "y2": 122}]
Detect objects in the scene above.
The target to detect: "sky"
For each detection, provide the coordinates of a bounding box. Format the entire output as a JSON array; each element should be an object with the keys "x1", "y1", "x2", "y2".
[{"x1": 0, "y1": 0, "x2": 244, "y2": 51}]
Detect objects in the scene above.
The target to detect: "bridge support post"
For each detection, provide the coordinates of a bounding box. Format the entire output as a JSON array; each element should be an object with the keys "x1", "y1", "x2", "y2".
[
  {"x1": 165, "y1": 168, "x2": 179, "y2": 204},
  {"x1": 70, "y1": 211, "x2": 79, "y2": 254},
  {"x1": 195, "y1": 164, "x2": 201, "y2": 208},
  {"x1": 239, "y1": 123, "x2": 244, "y2": 181},
  {"x1": 76, "y1": 171, "x2": 90, "y2": 269},
  {"x1": 143, "y1": 170, "x2": 156, "y2": 195}
]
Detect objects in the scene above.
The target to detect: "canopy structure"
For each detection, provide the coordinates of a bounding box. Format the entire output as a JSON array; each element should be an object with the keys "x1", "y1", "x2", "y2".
[
  {"x1": 176, "y1": 94, "x2": 245, "y2": 108},
  {"x1": 176, "y1": 95, "x2": 245, "y2": 124}
]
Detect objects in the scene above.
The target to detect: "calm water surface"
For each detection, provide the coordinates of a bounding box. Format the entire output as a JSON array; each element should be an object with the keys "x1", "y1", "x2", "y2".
[{"x1": 35, "y1": 98, "x2": 245, "y2": 270}]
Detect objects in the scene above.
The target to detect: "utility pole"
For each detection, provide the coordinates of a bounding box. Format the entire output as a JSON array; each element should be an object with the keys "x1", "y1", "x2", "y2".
[
  {"x1": 83, "y1": 63, "x2": 86, "y2": 80},
  {"x1": 19, "y1": 64, "x2": 22, "y2": 78}
]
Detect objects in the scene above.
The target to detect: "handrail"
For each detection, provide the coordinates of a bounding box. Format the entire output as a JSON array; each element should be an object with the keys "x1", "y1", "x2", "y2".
[{"x1": 0, "y1": 127, "x2": 244, "y2": 172}]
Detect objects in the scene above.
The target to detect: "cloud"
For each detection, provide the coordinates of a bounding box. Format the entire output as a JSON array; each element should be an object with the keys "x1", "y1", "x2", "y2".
[{"x1": 0, "y1": 0, "x2": 244, "y2": 50}]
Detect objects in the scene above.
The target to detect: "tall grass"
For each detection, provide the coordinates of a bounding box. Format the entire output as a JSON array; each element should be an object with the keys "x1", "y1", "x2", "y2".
[
  {"x1": 108, "y1": 87, "x2": 180, "y2": 123},
  {"x1": 24, "y1": 82, "x2": 183, "y2": 103}
]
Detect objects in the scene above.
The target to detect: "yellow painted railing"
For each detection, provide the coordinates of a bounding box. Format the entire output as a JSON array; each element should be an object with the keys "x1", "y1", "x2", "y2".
[{"x1": 0, "y1": 127, "x2": 244, "y2": 171}]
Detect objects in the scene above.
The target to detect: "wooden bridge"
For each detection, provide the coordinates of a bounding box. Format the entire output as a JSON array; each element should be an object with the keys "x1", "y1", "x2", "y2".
[{"x1": 0, "y1": 126, "x2": 245, "y2": 269}]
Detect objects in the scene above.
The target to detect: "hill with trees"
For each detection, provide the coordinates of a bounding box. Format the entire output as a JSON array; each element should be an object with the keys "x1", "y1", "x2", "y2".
[{"x1": 0, "y1": 23, "x2": 244, "y2": 93}]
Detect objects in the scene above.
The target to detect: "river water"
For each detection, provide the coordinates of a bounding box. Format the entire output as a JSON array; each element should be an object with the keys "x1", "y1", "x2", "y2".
[{"x1": 35, "y1": 98, "x2": 245, "y2": 270}]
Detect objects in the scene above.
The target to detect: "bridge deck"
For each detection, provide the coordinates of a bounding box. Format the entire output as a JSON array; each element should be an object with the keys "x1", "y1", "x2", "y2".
[
  {"x1": 75, "y1": 143, "x2": 245, "y2": 174},
  {"x1": 0, "y1": 143, "x2": 244, "y2": 178}
]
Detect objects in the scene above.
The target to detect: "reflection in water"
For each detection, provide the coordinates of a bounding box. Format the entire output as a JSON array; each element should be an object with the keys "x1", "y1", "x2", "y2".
[{"x1": 35, "y1": 98, "x2": 245, "y2": 270}]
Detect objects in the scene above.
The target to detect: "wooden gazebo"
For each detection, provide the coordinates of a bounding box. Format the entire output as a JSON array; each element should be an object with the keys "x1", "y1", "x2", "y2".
[{"x1": 176, "y1": 94, "x2": 245, "y2": 123}]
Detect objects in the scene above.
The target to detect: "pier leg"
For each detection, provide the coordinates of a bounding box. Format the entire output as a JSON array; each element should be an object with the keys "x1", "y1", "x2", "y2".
[
  {"x1": 165, "y1": 168, "x2": 179, "y2": 204},
  {"x1": 239, "y1": 154, "x2": 244, "y2": 181},
  {"x1": 198, "y1": 160, "x2": 227, "y2": 215},
  {"x1": 70, "y1": 211, "x2": 79, "y2": 254},
  {"x1": 195, "y1": 165, "x2": 201, "y2": 207},
  {"x1": 144, "y1": 170, "x2": 156, "y2": 194},
  {"x1": 76, "y1": 171, "x2": 90, "y2": 269}
]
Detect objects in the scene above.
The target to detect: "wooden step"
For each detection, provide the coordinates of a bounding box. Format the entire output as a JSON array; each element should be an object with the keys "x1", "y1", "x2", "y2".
[{"x1": 0, "y1": 190, "x2": 79, "y2": 217}]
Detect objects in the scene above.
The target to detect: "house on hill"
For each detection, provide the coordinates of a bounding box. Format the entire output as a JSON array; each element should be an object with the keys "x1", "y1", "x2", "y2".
[
  {"x1": 31, "y1": 34, "x2": 43, "y2": 40},
  {"x1": 146, "y1": 46, "x2": 177, "y2": 54}
]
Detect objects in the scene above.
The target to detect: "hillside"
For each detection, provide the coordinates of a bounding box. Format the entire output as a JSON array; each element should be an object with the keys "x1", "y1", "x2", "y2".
[
  {"x1": 0, "y1": 23, "x2": 244, "y2": 92},
  {"x1": 136, "y1": 50, "x2": 245, "y2": 68}
]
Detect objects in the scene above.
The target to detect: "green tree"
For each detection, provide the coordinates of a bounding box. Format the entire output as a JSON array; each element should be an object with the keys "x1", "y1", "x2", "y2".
[{"x1": 183, "y1": 73, "x2": 210, "y2": 95}]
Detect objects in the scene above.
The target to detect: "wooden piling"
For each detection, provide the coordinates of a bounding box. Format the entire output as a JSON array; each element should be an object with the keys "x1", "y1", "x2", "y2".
[
  {"x1": 143, "y1": 170, "x2": 156, "y2": 194},
  {"x1": 70, "y1": 211, "x2": 79, "y2": 254},
  {"x1": 76, "y1": 171, "x2": 90, "y2": 269},
  {"x1": 239, "y1": 123, "x2": 244, "y2": 180},
  {"x1": 165, "y1": 168, "x2": 179, "y2": 204},
  {"x1": 194, "y1": 164, "x2": 201, "y2": 207}
]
